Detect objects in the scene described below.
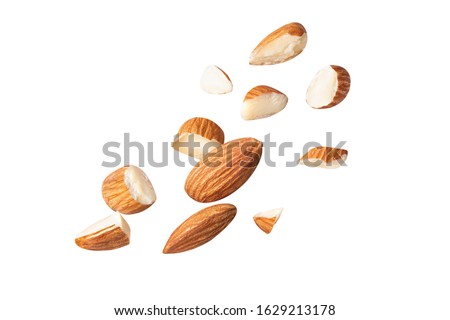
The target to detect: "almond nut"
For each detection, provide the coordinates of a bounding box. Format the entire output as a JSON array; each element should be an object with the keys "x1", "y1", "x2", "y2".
[
  {"x1": 253, "y1": 208, "x2": 283, "y2": 234},
  {"x1": 249, "y1": 22, "x2": 307, "y2": 65},
  {"x1": 75, "y1": 212, "x2": 130, "y2": 250},
  {"x1": 102, "y1": 165, "x2": 156, "y2": 214},
  {"x1": 306, "y1": 65, "x2": 351, "y2": 109},
  {"x1": 185, "y1": 137, "x2": 263, "y2": 203},
  {"x1": 172, "y1": 117, "x2": 225, "y2": 160},
  {"x1": 299, "y1": 146, "x2": 348, "y2": 169},
  {"x1": 163, "y1": 203, "x2": 237, "y2": 254},
  {"x1": 241, "y1": 85, "x2": 288, "y2": 120},
  {"x1": 200, "y1": 65, "x2": 233, "y2": 94}
]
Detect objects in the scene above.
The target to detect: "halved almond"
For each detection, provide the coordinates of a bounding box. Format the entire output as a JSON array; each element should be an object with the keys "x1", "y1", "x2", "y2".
[
  {"x1": 253, "y1": 208, "x2": 283, "y2": 234},
  {"x1": 249, "y1": 22, "x2": 307, "y2": 65},
  {"x1": 306, "y1": 65, "x2": 351, "y2": 109},
  {"x1": 102, "y1": 165, "x2": 156, "y2": 214},
  {"x1": 75, "y1": 213, "x2": 130, "y2": 250},
  {"x1": 172, "y1": 117, "x2": 225, "y2": 160},
  {"x1": 200, "y1": 65, "x2": 233, "y2": 94},
  {"x1": 299, "y1": 146, "x2": 348, "y2": 169},
  {"x1": 241, "y1": 85, "x2": 288, "y2": 120}
]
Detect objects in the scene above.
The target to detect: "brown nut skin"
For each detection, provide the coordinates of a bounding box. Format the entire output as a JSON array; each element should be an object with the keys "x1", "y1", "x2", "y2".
[
  {"x1": 177, "y1": 117, "x2": 224, "y2": 144},
  {"x1": 102, "y1": 166, "x2": 156, "y2": 214},
  {"x1": 249, "y1": 22, "x2": 307, "y2": 65},
  {"x1": 163, "y1": 204, "x2": 237, "y2": 254},
  {"x1": 75, "y1": 213, "x2": 131, "y2": 251},
  {"x1": 75, "y1": 225, "x2": 130, "y2": 251},
  {"x1": 306, "y1": 65, "x2": 351, "y2": 109},
  {"x1": 299, "y1": 146, "x2": 348, "y2": 168},
  {"x1": 185, "y1": 137, "x2": 263, "y2": 203}
]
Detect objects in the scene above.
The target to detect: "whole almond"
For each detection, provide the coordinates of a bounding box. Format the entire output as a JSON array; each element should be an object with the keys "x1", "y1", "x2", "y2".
[
  {"x1": 185, "y1": 137, "x2": 263, "y2": 202},
  {"x1": 163, "y1": 204, "x2": 237, "y2": 254}
]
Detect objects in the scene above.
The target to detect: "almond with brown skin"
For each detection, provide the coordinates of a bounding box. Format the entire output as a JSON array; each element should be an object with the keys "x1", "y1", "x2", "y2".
[
  {"x1": 163, "y1": 204, "x2": 237, "y2": 254},
  {"x1": 299, "y1": 146, "x2": 348, "y2": 169},
  {"x1": 102, "y1": 165, "x2": 156, "y2": 214},
  {"x1": 75, "y1": 213, "x2": 130, "y2": 251},
  {"x1": 185, "y1": 137, "x2": 263, "y2": 203},
  {"x1": 249, "y1": 22, "x2": 307, "y2": 65},
  {"x1": 241, "y1": 85, "x2": 288, "y2": 120},
  {"x1": 172, "y1": 117, "x2": 225, "y2": 160},
  {"x1": 306, "y1": 65, "x2": 351, "y2": 109},
  {"x1": 253, "y1": 208, "x2": 283, "y2": 234}
]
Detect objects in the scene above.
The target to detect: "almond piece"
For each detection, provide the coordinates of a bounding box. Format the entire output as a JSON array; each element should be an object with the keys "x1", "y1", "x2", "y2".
[
  {"x1": 306, "y1": 65, "x2": 351, "y2": 109},
  {"x1": 172, "y1": 117, "x2": 225, "y2": 160},
  {"x1": 241, "y1": 85, "x2": 288, "y2": 120},
  {"x1": 102, "y1": 165, "x2": 156, "y2": 214},
  {"x1": 253, "y1": 208, "x2": 283, "y2": 234},
  {"x1": 200, "y1": 65, "x2": 233, "y2": 94},
  {"x1": 163, "y1": 204, "x2": 237, "y2": 254},
  {"x1": 299, "y1": 146, "x2": 348, "y2": 169},
  {"x1": 249, "y1": 22, "x2": 307, "y2": 65},
  {"x1": 75, "y1": 212, "x2": 130, "y2": 250},
  {"x1": 185, "y1": 137, "x2": 262, "y2": 203}
]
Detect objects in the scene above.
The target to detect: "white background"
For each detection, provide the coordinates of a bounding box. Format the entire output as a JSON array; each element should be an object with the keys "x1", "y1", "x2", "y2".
[{"x1": 1, "y1": 1, "x2": 449, "y2": 319}]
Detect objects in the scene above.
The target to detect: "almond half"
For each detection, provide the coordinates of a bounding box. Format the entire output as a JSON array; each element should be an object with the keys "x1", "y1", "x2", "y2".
[
  {"x1": 185, "y1": 137, "x2": 263, "y2": 203},
  {"x1": 75, "y1": 212, "x2": 130, "y2": 250},
  {"x1": 102, "y1": 165, "x2": 156, "y2": 214},
  {"x1": 253, "y1": 208, "x2": 283, "y2": 234},
  {"x1": 200, "y1": 65, "x2": 233, "y2": 94},
  {"x1": 306, "y1": 65, "x2": 351, "y2": 109},
  {"x1": 172, "y1": 117, "x2": 225, "y2": 160},
  {"x1": 249, "y1": 22, "x2": 307, "y2": 65},
  {"x1": 241, "y1": 85, "x2": 288, "y2": 120},
  {"x1": 163, "y1": 204, "x2": 237, "y2": 254},
  {"x1": 299, "y1": 146, "x2": 348, "y2": 169}
]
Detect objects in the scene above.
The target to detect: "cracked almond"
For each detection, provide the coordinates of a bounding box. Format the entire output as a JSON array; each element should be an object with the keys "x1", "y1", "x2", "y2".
[
  {"x1": 172, "y1": 117, "x2": 224, "y2": 160},
  {"x1": 253, "y1": 208, "x2": 283, "y2": 234},
  {"x1": 306, "y1": 65, "x2": 351, "y2": 109},
  {"x1": 241, "y1": 85, "x2": 288, "y2": 120},
  {"x1": 75, "y1": 213, "x2": 130, "y2": 250},
  {"x1": 249, "y1": 22, "x2": 307, "y2": 65},
  {"x1": 299, "y1": 146, "x2": 348, "y2": 169},
  {"x1": 102, "y1": 165, "x2": 156, "y2": 214},
  {"x1": 200, "y1": 65, "x2": 233, "y2": 94}
]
